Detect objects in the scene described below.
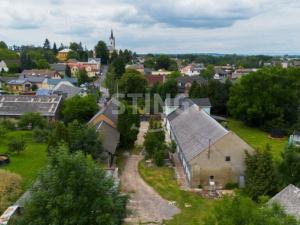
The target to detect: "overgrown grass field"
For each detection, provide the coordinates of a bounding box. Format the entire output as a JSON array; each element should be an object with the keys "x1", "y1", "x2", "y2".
[
  {"x1": 228, "y1": 119, "x2": 288, "y2": 161},
  {"x1": 139, "y1": 161, "x2": 214, "y2": 225},
  {"x1": 0, "y1": 131, "x2": 47, "y2": 189}
]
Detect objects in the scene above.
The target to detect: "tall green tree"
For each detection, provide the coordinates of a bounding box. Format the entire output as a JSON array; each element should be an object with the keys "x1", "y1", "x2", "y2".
[
  {"x1": 144, "y1": 119, "x2": 166, "y2": 166},
  {"x1": 201, "y1": 64, "x2": 215, "y2": 80},
  {"x1": 43, "y1": 38, "x2": 51, "y2": 50},
  {"x1": 205, "y1": 195, "x2": 299, "y2": 225},
  {"x1": 279, "y1": 146, "x2": 300, "y2": 187},
  {"x1": 95, "y1": 41, "x2": 109, "y2": 65},
  {"x1": 18, "y1": 112, "x2": 47, "y2": 129},
  {"x1": 52, "y1": 42, "x2": 58, "y2": 55},
  {"x1": 77, "y1": 69, "x2": 90, "y2": 85},
  {"x1": 104, "y1": 65, "x2": 117, "y2": 96},
  {"x1": 62, "y1": 95, "x2": 98, "y2": 123},
  {"x1": 118, "y1": 102, "x2": 140, "y2": 149},
  {"x1": 118, "y1": 69, "x2": 147, "y2": 96},
  {"x1": 0, "y1": 41, "x2": 8, "y2": 49},
  {"x1": 228, "y1": 67, "x2": 300, "y2": 131},
  {"x1": 112, "y1": 56, "x2": 125, "y2": 78},
  {"x1": 67, "y1": 50, "x2": 80, "y2": 60},
  {"x1": 244, "y1": 145, "x2": 278, "y2": 200},
  {"x1": 16, "y1": 150, "x2": 127, "y2": 225},
  {"x1": 155, "y1": 55, "x2": 171, "y2": 70},
  {"x1": 37, "y1": 59, "x2": 50, "y2": 69}
]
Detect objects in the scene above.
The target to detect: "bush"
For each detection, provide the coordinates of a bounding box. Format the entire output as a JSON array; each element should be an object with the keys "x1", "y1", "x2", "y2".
[
  {"x1": 33, "y1": 128, "x2": 49, "y2": 143},
  {"x1": 18, "y1": 112, "x2": 47, "y2": 130},
  {"x1": 0, "y1": 125, "x2": 7, "y2": 138},
  {"x1": 0, "y1": 119, "x2": 16, "y2": 130},
  {"x1": 224, "y1": 182, "x2": 239, "y2": 190},
  {"x1": 144, "y1": 119, "x2": 167, "y2": 166},
  {"x1": 8, "y1": 138, "x2": 27, "y2": 155},
  {"x1": 0, "y1": 170, "x2": 22, "y2": 213},
  {"x1": 168, "y1": 140, "x2": 177, "y2": 153}
]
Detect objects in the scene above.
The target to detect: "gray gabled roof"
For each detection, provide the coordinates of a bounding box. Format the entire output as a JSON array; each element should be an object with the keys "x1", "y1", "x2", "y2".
[
  {"x1": 167, "y1": 102, "x2": 228, "y2": 162},
  {"x1": 96, "y1": 121, "x2": 120, "y2": 155},
  {"x1": 89, "y1": 99, "x2": 118, "y2": 126},
  {"x1": 0, "y1": 95, "x2": 62, "y2": 117},
  {"x1": 191, "y1": 98, "x2": 211, "y2": 107},
  {"x1": 19, "y1": 74, "x2": 46, "y2": 83},
  {"x1": 51, "y1": 63, "x2": 66, "y2": 72},
  {"x1": 53, "y1": 84, "x2": 81, "y2": 98},
  {"x1": 0, "y1": 76, "x2": 18, "y2": 83},
  {"x1": 269, "y1": 184, "x2": 300, "y2": 220}
]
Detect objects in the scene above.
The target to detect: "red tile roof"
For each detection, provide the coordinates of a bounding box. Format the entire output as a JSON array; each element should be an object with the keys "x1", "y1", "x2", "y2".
[{"x1": 146, "y1": 75, "x2": 165, "y2": 86}]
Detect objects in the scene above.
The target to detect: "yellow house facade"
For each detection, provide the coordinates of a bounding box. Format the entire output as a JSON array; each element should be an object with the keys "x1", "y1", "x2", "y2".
[{"x1": 56, "y1": 49, "x2": 71, "y2": 62}]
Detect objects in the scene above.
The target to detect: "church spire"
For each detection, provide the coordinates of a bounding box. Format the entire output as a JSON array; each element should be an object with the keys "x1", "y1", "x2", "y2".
[{"x1": 110, "y1": 29, "x2": 114, "y2": 39}]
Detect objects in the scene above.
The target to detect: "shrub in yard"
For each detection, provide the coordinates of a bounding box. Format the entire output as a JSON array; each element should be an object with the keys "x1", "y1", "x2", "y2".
[
  {"x1": 33, "y1": 128, "x2": 49, "y2": 143},
  {"x1": 0, "y1": 125, "x2": 7, "y2": 138},
  {"x1": 204, "y1": 195, "x2": 299, "y2": 225},
  {"x1": 18, "y1": 112, "x2": 47, "y2": 130},
  {"x1": 0, "y1": 119, "x2": 16, "y2": 130},
  {"x1": 224, "y1": 182, "x2": 239, "y2": 190},
  {"x1": 144, "y1": 119, "x2": 167, "y2": 166},
  {"x1": 0, "y1": 170, "x2": 22, "y2": 213},
  {"x1": 168, "y1": 140, "x2": 177, "y2": 153},
  {"x1": 8, "y1": 138, "x2": 27, "y2": 155}
]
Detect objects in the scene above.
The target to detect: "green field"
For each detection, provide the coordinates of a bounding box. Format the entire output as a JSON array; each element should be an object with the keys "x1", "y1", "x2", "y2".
[
  {"x1": 139, "y1": 161, "x2": 214, "y2": 225},
  {"x1": 0, "y1": 130, "x2": 47, "y2": 189},
  {"x1": 228, "y1": 119, "x2": 288, "y2": 161}
]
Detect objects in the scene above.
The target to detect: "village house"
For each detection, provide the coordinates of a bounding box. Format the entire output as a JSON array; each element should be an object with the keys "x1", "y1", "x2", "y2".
[
  {"x1": 18, "y1": 75, "x2": 46, "y2": 89},
  {"x1": 164, "y1": 96, "x2": 212, "y2": 116},
  {"x1": 41, "y1": 77, "x2": 77, "y2": 91},
  {"x1": 231, "y1": 68, "x2": 257, "y2": 80},
  {"x1": 7, "y1": 79, "x2": 32, "y2": 94},
  {"x1": 165, "y1": 98, "x2": 254, "y2": 187},
  {"x1": 0, "y1": 60, "x2": 9, "y2": 72},
  {"x1": 151, "y1": 69, "x2": 172, "y2": 76},
  {"x1": 67, "y1": 59, "x2": 100, "y2": 78},
  {"x1": 52, "y1": 83, "x2": 85, "y2": 99},
  {"x1": 88, "y1": 100, "x2": 119, "y2": 167},
  {"x1": 145, "y1": 75, "x2": 166, "y2": 87},
  {"x1": 50, "y1": 63, "x2": 67, "y2": 76},
  {"x1": 126, "y1": 64, "x2": 145, "y2": 74},
  {"x1": 176, "y1": 75, "x2": 206, "y2": 94},
  {"x1": 21, "y1": 69, "x2": 61, "y2": 79},
  {"x1": 0, "y1": 76, "x2": 18, "y2": 90},
  {"x1": 268, "y1": 184, "x2": 300, "y2": 220},
  {"x1": 0, "y1": 95, "x2": 62, "y2": 120},
  {"x1": 56, "y1": 48, "x2": 71, "y2": 62},
  {"x1": 180, "y1": 64, "x2": 204, "y2": 76}
]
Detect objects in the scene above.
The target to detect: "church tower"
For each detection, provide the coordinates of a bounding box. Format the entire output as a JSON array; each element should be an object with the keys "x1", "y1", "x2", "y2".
[{"x1": 109, "y1": 29, "x2": 115, "y2": 52}]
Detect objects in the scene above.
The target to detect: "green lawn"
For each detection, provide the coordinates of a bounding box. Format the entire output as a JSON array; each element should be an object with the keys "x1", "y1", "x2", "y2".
[
  {"x1": 138, "y1": 161, "x2": 214, "y2": 225},
  {"x1": 228, "y1": 119, "x2": 288, "y2": 161},
  {"x1": 0, "y1": 130, "x2": 47, "y2": 189}
]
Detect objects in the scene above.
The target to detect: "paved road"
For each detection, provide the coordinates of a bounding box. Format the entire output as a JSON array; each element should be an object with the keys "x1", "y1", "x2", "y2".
[
  {"x1": 122, "y1": 154, "x2": 180, "y2": 224},
  {"x1": 94, "y1": 65, "x2": 109, "y2": 104}
]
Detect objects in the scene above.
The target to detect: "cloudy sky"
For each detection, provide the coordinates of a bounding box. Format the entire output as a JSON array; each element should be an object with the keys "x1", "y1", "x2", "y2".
[{"x1": 0, "y1": 0, "x2": 300, "y2": 54}]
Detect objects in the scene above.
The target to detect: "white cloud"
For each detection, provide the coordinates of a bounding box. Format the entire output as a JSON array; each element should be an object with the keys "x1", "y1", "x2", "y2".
[{"x1": 0, "y1": 0, "x2": 299, "y2": 54}]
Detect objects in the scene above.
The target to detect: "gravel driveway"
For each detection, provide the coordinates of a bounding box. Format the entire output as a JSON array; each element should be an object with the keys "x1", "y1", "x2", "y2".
[{"x1": 122, "y1": 154, "x2": 180, "y2": 224}]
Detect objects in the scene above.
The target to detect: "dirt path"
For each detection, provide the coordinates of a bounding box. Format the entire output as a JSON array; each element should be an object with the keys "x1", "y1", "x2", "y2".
[
  {"x1": 122, "y1": 154, "x2": 180, "y2": 224},
  {"x1": 122, "y1": 121, "x2": 180, "y2": 224}
]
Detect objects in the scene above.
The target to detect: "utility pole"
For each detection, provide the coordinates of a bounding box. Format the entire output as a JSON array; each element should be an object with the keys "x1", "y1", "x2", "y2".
[{"x1": 208, "y1": 139, "x2": 211, "y2": 159}]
